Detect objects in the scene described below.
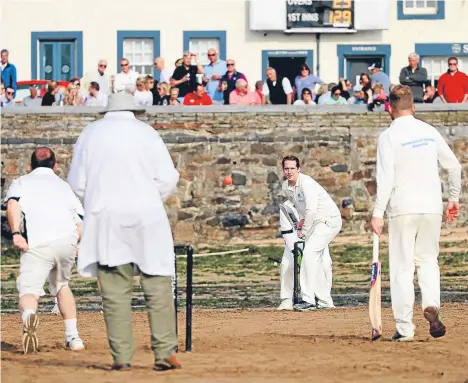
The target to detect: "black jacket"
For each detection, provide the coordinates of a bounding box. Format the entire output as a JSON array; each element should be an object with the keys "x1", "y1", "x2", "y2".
[{"x1": 399, "y1": 66, "x2": 428, "y2": 102}]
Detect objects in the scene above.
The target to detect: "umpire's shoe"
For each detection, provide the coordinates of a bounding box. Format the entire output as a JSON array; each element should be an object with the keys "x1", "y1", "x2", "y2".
[
  {"x1": 293, "y1": 301, "x2": 316, "y2": 311},
  {"x1": 424, "y1": 306, "x2": 446, "y2": 338},
  {"x1": 154, "y1": 354, "x2": 182, "y2": 371},
  {"x1": 277, "y1": 298, "x2": 293, "y2": 311}
]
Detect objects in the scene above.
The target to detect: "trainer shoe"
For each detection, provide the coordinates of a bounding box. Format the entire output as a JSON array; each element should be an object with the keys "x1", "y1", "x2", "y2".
[
  {"x1": 22, "y1": 313, "x2": 39, "y2": 354},
  {"x1": 391, "y1": 331, "x2": 414, "y2": 342},
  {"x1": 111, "y1": 363, "x2": 131, "y2": 371},
  {"x1": 65, "y1": 337, "x2": 85, "y2": 351},
  {"x1": 424, "y1": 306, "x2": 446, "y2": 338},
  {"x1": 154, "y1": 354, "x2": 182, "y2": 371},
  {"x1": 293, "y1": 301, "x2": 316, "y2": 311},
  {"x1": 277, "y1": 298, "x2": 293, "y2": 311}
]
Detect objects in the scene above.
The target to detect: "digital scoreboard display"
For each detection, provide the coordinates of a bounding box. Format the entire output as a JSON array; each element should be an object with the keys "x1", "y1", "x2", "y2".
[{"x1": 286, "y1": 0, "x2": 354, "y2": 31}]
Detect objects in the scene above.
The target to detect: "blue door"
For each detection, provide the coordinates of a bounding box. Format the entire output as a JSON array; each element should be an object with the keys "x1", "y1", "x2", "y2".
[{"x1": 39, "y1": 41, "x2": 75, "y2": 81}]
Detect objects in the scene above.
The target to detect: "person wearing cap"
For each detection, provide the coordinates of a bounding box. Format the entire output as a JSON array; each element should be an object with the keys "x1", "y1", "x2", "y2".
[
  {"x1": 368, "y1": 62, "x2": 390, "y2": 96},
  {"x1": 277, "y1": 200, "x2": 333, "y2": 311},
  {"x1": 347, "y1": 84, "x2": 367, "y2": 104},
  {"x1": 68, "y1": 93, "x2": 181, "y2": 371}
]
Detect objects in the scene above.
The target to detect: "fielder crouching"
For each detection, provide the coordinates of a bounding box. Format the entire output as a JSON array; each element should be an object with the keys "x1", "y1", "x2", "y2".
[
  {"x1": 371, "y1": 85, "x2": 462, "y2": 342},
  {"x1": 280, "y1": 156, "x2": 342, "y2": 311},
  {"x1": 3, "y1": 147, "x2": 85, "y2": 354},
  {"x1": 277, "y1": 200, "x2": 333, "y2": 310}
]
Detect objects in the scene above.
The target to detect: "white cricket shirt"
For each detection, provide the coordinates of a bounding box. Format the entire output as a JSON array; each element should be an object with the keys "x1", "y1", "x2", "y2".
[
  {"x1": 282, "y1": 173, "x2": 341, "y2": 238},
  {"x1": 3, "y1": 168, "x2": 84, "y2": 248},
  {"x1": 373, "y1": 115, "x2": 462, "y2": 218}
]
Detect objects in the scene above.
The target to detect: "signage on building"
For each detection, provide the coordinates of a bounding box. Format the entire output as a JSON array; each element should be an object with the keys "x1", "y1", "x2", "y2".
[
  {"x1": 286, "y1": 0, "x2": 354, "y2": 31},
  {"x1": 451, "y1": 44, "x2": 468, "y2": 54}
]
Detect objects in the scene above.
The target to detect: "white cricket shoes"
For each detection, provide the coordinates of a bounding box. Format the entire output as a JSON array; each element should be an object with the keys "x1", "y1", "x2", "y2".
[
  {"x1": 277, "y1": 298, "x2": 294, "y2": 311},
  {"x1": 22, "y1": 313, "x2": 39, "y2": 354},
  {"x1": 66, "y1": 337, "x2": 85, "y2": 351}
]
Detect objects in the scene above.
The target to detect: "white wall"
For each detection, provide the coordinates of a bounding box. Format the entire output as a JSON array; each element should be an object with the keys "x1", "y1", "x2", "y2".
[{"x1": 1, "y1": 0, "x2": 467, "y2": 85}]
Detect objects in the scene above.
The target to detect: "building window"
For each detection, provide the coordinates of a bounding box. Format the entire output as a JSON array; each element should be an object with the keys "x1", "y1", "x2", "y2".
[
  {"x1": 116, "y1": 31, "x2": 160, "y2": 78},
  {"x1": 188, "y1": 39, "x2": 221, "y2": 66},
  {"x1": 422, "y1": 56, "x2": 466, "y2": 87},
  {"x1": 397, "y1": 0, "x2": 445, "y2": 19},
  {"x1": 183, "y1": 31, "x2": 227, "y2": 65},
  {"x1": 403, "y1": 0, "x2": 438, "y2": 15},
  {"x1": 123, "y1": 38, "x2": 154, "y2": 75}
]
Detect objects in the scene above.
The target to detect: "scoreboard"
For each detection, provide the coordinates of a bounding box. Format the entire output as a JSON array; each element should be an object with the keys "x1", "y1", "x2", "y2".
[{"x1": 286, "y1": 0, "x2": 354, "y2": 31}]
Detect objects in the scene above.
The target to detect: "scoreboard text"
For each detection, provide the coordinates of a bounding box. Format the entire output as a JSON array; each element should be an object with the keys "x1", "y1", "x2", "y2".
[{"x1": 286, "y1": 0, "x2": 354, "y2": 30}]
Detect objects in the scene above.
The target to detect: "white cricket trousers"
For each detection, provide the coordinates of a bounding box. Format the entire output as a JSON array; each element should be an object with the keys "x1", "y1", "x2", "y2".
[
  {"x1": 388, "y1": 213, "x2": 442, "y2": 337},
  {"x1": 281, "y1": 216, "x2": 342, "y2": 306},
  {"x1": 280, "y1": 245, "x2": 333, "y2": 302}
]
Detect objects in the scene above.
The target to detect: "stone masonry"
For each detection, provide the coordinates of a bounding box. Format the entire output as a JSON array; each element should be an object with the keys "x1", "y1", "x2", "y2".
[{"x1": 1, "y1": 104, "x2": 467, "y2": 246}]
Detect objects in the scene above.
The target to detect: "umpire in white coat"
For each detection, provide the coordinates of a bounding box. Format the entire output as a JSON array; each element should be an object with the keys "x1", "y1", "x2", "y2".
[
  {"x1": 371, "y1": 85, "x2": 462, "y2": 342},
  {"x1": 277, "y1": 200, "x2": 333, "y2": 310},
  {"x1": 281, "y1": 156, "x2": 342, "y2": 311},
  {"x1": 67, "y1": 93, "x2": 181, "y2": 371}
]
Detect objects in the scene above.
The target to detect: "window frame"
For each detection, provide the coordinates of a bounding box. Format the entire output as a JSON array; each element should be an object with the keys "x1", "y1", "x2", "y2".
[
  {"x1": 397, "y1": 0, "x2": 445, "y2": 20},
  {"x1": 183, "y1": 31, "x2": 227, "y2": 64},
  {"x1": 117, "y1": 31, "x2": 160, "y2": 79}
]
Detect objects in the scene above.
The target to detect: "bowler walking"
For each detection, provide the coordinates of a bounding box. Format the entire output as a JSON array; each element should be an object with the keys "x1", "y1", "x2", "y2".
[
  {"x1": 68, "y1": 93, "x2": 181, "y2": 370},
  {"x1": 371, "y1": 85, "x2": 462, "y2": 341}
]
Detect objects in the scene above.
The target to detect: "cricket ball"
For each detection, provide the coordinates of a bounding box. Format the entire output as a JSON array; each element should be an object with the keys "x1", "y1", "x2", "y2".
[{"x1": 223, "y1": 176, "x2": 233, "y2": 185}]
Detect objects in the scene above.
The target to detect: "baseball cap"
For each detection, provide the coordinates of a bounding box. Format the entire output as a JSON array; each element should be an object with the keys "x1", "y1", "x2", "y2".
[
  {"x1": 368, "y1": 63, "x2": 382, "y2": 70},
  {"x1": 353, "y1": 84, "x2": 362, "y2": 92}
]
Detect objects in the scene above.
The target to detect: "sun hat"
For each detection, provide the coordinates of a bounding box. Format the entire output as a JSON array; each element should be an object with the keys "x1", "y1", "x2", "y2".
[{"x1": 99, "y1": 92, "x2": 146, "y2": 114}]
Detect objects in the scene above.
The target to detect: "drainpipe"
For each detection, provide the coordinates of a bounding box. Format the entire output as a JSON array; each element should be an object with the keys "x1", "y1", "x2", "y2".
[{"x1": 316, "y1": 33, "x2": 321, "y2": 77}]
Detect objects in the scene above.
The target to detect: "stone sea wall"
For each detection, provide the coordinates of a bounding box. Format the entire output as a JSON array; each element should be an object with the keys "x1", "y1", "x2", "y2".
[{"x1": 1, "y1": 105, "x2": 467, "y2": 245}]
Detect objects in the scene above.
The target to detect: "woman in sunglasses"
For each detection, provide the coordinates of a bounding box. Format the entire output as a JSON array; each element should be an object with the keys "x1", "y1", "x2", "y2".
[{"x1": 293, "y1": 88, "x2": 316, "y2": 105}]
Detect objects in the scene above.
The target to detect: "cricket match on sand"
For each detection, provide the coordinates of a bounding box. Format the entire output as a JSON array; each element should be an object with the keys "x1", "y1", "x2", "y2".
[{"x1": 1, "y1": 1, "x2": 468, "y2": 382}]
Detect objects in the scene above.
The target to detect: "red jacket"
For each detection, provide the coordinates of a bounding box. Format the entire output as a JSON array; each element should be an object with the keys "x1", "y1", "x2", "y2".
[
  {"x1": 183, "y1": 93, "x2": 213, "y2": 106},
  {"x1": 437, "y1": 71, "x2": 468, "y2": 103}
]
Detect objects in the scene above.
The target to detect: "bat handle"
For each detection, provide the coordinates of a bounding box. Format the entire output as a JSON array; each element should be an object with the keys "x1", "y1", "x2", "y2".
[{"x1": 372, "y1": 233, "x2": 379, "y2": 263}]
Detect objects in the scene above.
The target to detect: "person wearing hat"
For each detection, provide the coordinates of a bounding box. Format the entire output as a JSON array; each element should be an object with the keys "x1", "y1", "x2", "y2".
[
  {"x1": 67, "y1": 93, "x2": 181, "y2": 371},
  {"x1": 368, "y1": 62, "x2": 391, "y2": 96}
]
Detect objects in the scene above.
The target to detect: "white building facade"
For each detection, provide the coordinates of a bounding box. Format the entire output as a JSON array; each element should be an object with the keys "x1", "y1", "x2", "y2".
[{"x1": 1, "y1": 0, "x2": 467, "y2": 88}]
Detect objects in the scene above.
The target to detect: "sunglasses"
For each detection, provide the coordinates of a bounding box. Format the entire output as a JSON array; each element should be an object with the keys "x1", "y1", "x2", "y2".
[
  {"x1": 99, "y1": 64, "x2": 107, "y2": 68},
  {"x1": 208, "y1": 53, "x2": 216, "y2": 57},
  {"x1": 6, "y1": 91, "x2": 13, "y2": 95},
  {"x1": 227, "y1": 63, "x2": 234, "y2": 66},
  {"x1": 303, "y1": 92, "x2": 311, "y2": 95},
  {"x1": 449, "y1": 62, "x2": 457, "y2": 66},
  {"x1": 121, "y1": 63, "x2": 129, "y2": 67},
  {"x1": 334, "y1": 93, "x2": 341, "y2": 96}
]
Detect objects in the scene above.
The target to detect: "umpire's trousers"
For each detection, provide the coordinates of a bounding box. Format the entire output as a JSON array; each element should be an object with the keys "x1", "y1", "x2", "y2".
[{"x1": 98, "y1": 263, "x2": 177, "y2": 364}]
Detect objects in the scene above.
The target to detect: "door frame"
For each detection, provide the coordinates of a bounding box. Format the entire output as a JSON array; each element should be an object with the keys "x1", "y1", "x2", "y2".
[
  {"x1": 261, "y1": 50, "x2": 314, "y2": 80},
  {"x1": 31, "y1": 31, "x2": 83, "y2": 80},
  {"x1": 337, "y1": 44, "x2": 391, "y2": 79},
  {"x1": 346, "y1": 56, "x2": 385, "y2": 85}
]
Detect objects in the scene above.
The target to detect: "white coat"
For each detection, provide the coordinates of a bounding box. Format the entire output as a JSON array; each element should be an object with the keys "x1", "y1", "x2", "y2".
[{"x1": 67, "y1": 111, "x2": 180, "y2": 278}]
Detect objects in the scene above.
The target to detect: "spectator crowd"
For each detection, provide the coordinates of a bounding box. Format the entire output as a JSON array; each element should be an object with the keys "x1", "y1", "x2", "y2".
[{"x1": 1, "y1": 48, "x2": 468, "y2": 109}]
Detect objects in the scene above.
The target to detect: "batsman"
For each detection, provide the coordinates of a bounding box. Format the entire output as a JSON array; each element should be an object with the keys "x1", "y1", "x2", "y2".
[
  {"x1": 280, "y1": 156, "x2": 342, "y2": 311},
  {"x1": 371, "y1": 85, "x2": 462, "y2": 341}
]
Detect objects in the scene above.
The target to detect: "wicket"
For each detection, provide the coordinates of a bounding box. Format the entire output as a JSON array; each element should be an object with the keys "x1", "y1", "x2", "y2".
[{"x1": 173, "y1": 244, "x2": 194, "y2": 353}]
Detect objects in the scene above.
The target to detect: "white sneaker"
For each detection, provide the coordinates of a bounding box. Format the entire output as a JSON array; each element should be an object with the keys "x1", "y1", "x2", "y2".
[
  {"x1": 277, "y1": 298, "x2": 293, "y2": 311},
  {"x1": 65, "y1": 337, "x2": 85, "y2": 351}
]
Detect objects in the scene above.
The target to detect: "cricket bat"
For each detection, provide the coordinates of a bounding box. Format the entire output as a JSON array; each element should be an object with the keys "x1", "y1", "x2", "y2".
[{"x1": 369, "y1": 233, "x2": 382, "y2": 341}]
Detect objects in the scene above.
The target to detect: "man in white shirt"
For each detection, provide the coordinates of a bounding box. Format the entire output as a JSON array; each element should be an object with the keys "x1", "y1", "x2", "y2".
[
  {"x1": 371, "y1": 85, "x2": 462, "y2": 342},
  {"x1": 21, "y1": 86, "x2": 42, "y2": 107},
  {"x1": 154, "y1": 57, "x2": 174, "y2": 84},
  {"x1": 277, "y1": 200, "x2": 333, "y2": 310},
  {"x1": 113, "y1": 58, "x2": 139, "y2": 93},
  {"x1": 281, "y1": 156, "x2": 342, "y2": 311},
  {"x1": 262, "y1": 67, "x2": 293, "y2": 105},
  {"x1": 3, "y1": 147, "x2": 85, "y2": 354},
  {"x1": 85, "y1": 82, "x2": 108, "y2": 107},
  {"x1": 81, "y1": 59, "x2": 112, "y2": 96},
  {"x1": 68, "y1": 93, "x2": 181, "y2": 371}
]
